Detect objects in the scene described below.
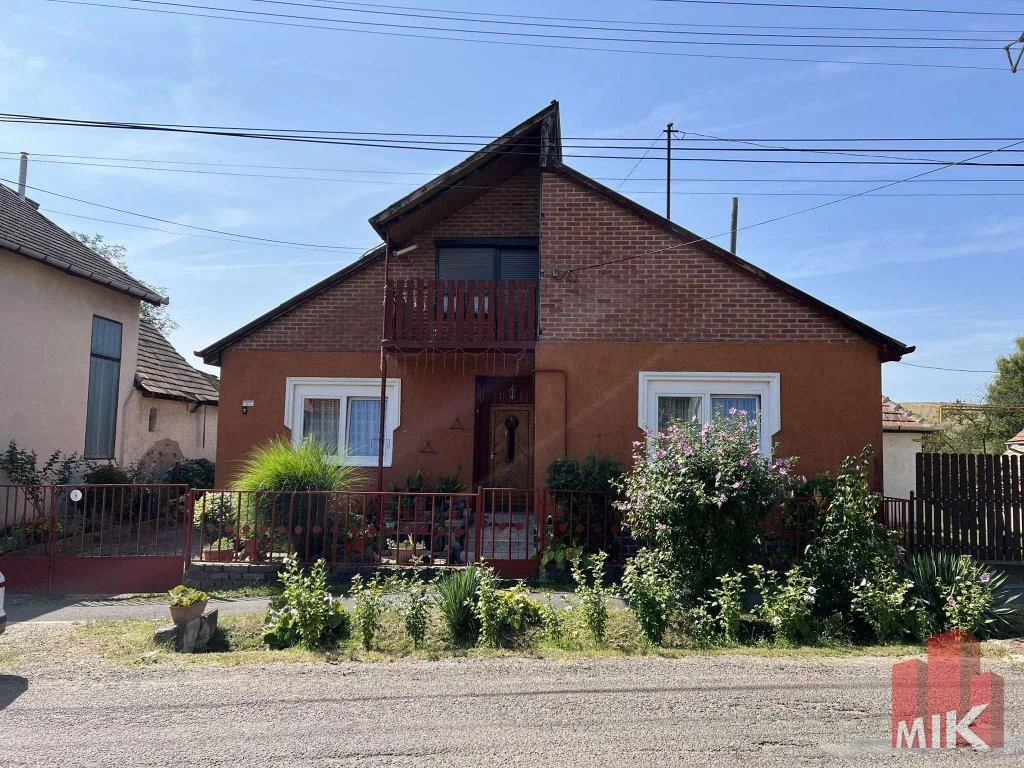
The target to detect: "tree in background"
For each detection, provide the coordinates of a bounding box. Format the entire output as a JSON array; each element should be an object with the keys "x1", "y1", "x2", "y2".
[
  {"x1": 73, "y1": 232, "x2": 178, "y2": 334},
  {"x1": 985, "y1": 336, "x2": 1024, "y2": 445}
]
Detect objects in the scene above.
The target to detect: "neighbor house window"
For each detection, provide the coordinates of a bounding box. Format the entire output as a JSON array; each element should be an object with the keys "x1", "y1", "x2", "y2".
[
  {"x1": 284, "y1": 378, "x2": 401, "y2": 466},
  {"x1": 638, "y1": 372, "x2": 780, "y2": 456},
  {"x1": 84, "y1": 316, "x2": 123, "y2": 459},
  {"x1": 436, "y1": 238, "x2": 539, "y2": 282}
]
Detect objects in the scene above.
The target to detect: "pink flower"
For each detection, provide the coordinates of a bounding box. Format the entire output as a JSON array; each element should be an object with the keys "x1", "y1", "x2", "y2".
[
  {"x1": 718, "y1": 494, "x2": 728, "y2": 504},
  {"x1": 655, "y1": 522, "x2": 668, "y2": 532},
  {"x1": 728, "y1": 407, "x2": 738, "y2": 416},
  {"x1": 731, "y1": 481, "x2": 743, "y2": 489},
  {"x1": 739, "y1": 458, "x2": 749, "y2": 467}
]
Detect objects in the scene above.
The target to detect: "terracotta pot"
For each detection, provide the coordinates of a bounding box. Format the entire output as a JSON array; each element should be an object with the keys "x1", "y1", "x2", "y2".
[
  {"x1": 169, "y1": 600, "x2": 208, "y2": 624},
  {"x1": 395, "y1": 548, "x2": 416, "y2": 564},
  {"x1": 203, "y1": 547, "x2": 234, "y2": 562},
  {"x1": 243, "y1": 538, "x2": 263, "y2": 562}
]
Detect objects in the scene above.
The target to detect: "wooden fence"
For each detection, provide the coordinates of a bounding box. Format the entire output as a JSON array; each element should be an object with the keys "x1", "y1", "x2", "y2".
[{"x1": 884, "y1": 453, "x2": 1024, "y2": 561}]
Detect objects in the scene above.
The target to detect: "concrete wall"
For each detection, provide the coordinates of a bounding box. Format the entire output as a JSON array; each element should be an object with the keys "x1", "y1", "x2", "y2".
[
  {"x1": 0, "y1": 249, "x2": 140, "y2": 466},
  {"x1": 882, "y1": 431, "x2": 924, "y2": 499},
  {"x1": 121, "y1": 389, "x2": 217, "y2": 469}
]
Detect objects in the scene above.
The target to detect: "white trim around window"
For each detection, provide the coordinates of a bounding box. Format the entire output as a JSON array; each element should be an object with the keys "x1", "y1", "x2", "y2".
[
  {"x1": 637, "y1": 371, "x2": 781, "y2": 456},
  {"x1": 283, "y1": 377, "x2": 401, "y2": 467}
]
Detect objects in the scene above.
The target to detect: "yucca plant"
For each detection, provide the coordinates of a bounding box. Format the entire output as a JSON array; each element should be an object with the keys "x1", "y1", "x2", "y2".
[
  {"x1": 436, "y1": 566, "x2": 482, "y2": 646},
  {"x1": 234, "y1": 439, "x2": 362, "y2": 559},
  {"x1": 901, "y1": 550, "x2": 1023, "y2": 639}
]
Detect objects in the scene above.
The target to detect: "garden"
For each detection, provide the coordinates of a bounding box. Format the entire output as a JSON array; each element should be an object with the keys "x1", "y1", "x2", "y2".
[{"x1": 156, "y1": 410, "x2": 1023, "y2": 660}]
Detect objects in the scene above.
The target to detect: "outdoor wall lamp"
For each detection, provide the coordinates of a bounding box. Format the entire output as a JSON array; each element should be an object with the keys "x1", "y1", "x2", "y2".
[{"x1": 241, "y1": 399, "x2": 254, "y2": 415}]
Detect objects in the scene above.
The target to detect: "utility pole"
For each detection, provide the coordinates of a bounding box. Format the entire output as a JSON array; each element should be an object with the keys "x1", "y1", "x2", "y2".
[
  {"x1": 730, "y1": 197, "x2": 739, "y2": 254},
  {"x1": 665, "y1": 122, "x2": 673, "y2": 220}
]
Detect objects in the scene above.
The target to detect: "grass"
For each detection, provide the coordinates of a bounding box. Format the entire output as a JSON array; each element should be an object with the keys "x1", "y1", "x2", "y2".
[{"x1": 0, "y1": 607, "x2": 945, "y2": 670}]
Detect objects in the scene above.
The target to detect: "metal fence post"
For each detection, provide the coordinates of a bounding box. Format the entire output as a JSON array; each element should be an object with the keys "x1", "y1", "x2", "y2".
[{"x1": 182, "y1": 488, "x2": 196, "y2": 577}]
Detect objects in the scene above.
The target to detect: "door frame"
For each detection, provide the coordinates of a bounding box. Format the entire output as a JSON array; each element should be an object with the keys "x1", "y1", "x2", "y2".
[{"x1": 473, "y1": 375, "x2": 534, "y2": 488}]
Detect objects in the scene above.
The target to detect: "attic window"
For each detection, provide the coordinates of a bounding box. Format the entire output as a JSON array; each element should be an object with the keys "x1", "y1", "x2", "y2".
[
  {"x1": 436, "y1": 238, "x2": 538, "y2": 282},
  {"x1": 148, "y1": 407, "x2": 159, "y2": 432}
]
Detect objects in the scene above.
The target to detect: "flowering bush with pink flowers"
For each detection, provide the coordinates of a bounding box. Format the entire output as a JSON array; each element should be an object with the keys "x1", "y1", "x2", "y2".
[{"x1": 618, "y1": 411, "x2": 795, "y2": 598}]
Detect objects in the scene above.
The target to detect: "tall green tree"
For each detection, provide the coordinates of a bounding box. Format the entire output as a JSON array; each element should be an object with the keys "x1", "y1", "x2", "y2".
[
  {"x1": 986, "y1": 336, "x2": 1024, "y2": 445},
  {"x1": 73, "y1": 232, "x2": 178, "y2": 334}
]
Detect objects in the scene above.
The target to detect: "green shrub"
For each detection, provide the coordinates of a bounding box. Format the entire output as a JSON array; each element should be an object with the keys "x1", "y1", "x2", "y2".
[
  {"x1": 799, "y1": 448, "x2": 900, "y2": 622},
  {"x1": 569, "y1": 551, "x2": 612, "y2": 644},
  {"x1": 163, "y1": 458, "x2": 216, "y2": 489},
  {"x1": 167, "y1": 585, "x2": 208, "y2": 607},
  {"x1": 901, "y1": 551, "x2": 1022, "y2": 639},
  {"x1": 685, "y1": 601, "x2": 722, "y2": 648},
  {"x1": 0, "y1": 440, "x2": 82, "y2": 489},
  {"x1": 618, "y1": 413, "x2": 794, "y2": 598},
  {"x1": 398, "y1": 573, "x2": 432, "y2": 649},
  {"x1": 850, "y1": 563, "x2": 921, "y2": 643},
  {"x1": 263, "y1": 557, "x2": 349, "y2": 650},
  {"x1": 437, "y1": 566, "x2": 482, "y2": 646},
  {"x1": 709, "y1": 572, "x2": 745, "y2": 643},
  {"x1": 83, "y1": 461, "x2": 137, "y2": 485},
  {"x1": 349, "y1": 573, "x2": 386, "y2": 651},
  {"x1": 750, "y1": 564, "x2": 817, "y2": 645},
  {"x1": 546, "y1": 455, "x2": 624, "y2": 493},
  {"x1": 622, "y1": 547, "x2": 677, "y2": 645}
]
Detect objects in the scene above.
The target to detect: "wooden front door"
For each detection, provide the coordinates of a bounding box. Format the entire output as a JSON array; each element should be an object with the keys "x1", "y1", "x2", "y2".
[{"x1": 488, "y1": 405, "x2": 533, "y2": 489}]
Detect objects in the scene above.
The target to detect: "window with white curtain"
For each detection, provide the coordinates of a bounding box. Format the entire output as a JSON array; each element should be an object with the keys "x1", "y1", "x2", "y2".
[
  {"x1": 284, "y1": 378, "x2": 400, "y2": 466},
  {"x1": 638, "y1": 372, "x2": 780, "y2": 456}
]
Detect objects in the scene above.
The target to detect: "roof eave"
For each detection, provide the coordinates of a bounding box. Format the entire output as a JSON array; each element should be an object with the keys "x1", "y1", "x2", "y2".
[{"x1": 1, "y1": 237, "x2": 167, "y2": 305}]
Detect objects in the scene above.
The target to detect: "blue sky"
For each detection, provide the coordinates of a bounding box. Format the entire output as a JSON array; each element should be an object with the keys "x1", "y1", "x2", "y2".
[{"x1": 3, "y1": 0, "x2": 1023, "y2": 403}]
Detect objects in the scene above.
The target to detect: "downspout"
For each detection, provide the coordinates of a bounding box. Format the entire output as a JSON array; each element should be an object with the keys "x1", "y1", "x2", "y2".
[{"x1": 376, "y1": 233, "x2": 392, "y2": 492}]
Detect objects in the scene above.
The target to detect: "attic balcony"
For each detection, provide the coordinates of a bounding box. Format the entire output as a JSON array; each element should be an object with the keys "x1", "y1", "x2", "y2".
[{"x1": 384, "y1": 279, "x2": 538, "y2": 351}]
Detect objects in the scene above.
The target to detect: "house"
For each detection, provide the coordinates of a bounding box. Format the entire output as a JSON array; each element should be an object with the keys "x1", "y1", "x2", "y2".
[
  {"x1": 881, "y1": 397, "x2": 938, "y2": 499},
  {"x1": 124, "y1": 319, "x2": 219, "y2": 478},
  {"x1": 197, "y1": 102, "x2": 913, "y2": 491},
  {"x1": 0, "y1": 180, "x2": 215, "y2": 478},
  {"x1": 1007, "y1": 427, "x2": 1024, "y2": 456}
]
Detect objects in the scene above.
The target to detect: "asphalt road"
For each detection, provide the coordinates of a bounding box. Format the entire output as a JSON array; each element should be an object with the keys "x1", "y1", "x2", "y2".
[{"x1": 0, "y1": 653, "x2": 1021, "y2": 766}]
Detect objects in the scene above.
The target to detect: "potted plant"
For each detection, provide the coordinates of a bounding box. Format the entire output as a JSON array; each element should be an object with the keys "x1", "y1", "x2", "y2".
[
  {"x1": 203, "y1": 536, "x2": 236, "y2": 562},
  {"x1": 168, "y1": 585, "x2": 209, "y2": 624},
  {"x1": 387, "y1": 535, "x2": 419, "y2": 564}
]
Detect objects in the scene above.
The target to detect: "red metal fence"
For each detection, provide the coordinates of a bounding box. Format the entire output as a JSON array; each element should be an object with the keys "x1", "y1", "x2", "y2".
[
  {"x1": 0, "y1": 484, "x2": 190, "y2": 593},
  {"x1": 191, "y1": 486, "x2": 625, "y2": 577},
  {"x1": 384, "y1": 279, "x2": 537, "y2": 350}
]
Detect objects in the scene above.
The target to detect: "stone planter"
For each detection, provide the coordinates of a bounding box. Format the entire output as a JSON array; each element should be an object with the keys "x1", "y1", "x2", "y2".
[{"x1": 169, "y1": 599, "x2": 208, "y2": 625}]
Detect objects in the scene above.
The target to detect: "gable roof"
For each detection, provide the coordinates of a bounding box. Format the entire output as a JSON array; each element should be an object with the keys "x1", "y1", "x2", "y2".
[
  {"x1": 197, "y1": 103, "x2": 914, "y2": 365},
  {"x1": 882, "y1": 396, "x2": 938, "y2": 432},
  {"x1": 0, "y1": 183, "x2": 166, "y2": 305},
  {"x1": 546, "y1": 162, "x2": 914, "y2": 361},
  {"x1": 1009, "y1": 427, "x2": 1024, "y2": 445},
  {"x1": 369, "y1": 101, "x2": 561, "y2": 244},
  {"x1": 137, "y1": 318, "x2": 219, "y2": 404}
]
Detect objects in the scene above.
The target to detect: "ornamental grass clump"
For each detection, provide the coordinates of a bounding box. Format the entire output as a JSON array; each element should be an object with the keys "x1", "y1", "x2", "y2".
[{"x1": 618, "y1": 411, "x2": 794, "y2": 599}]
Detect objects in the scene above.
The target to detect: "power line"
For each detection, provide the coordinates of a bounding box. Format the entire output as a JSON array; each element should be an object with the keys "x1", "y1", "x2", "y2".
[
  {"x1": 895, "y1": 361, "x2": 997, "y2": 374},
  {"x1": 647, "y1": 0, "x2": 1024, "y2": 17},
  {"x1": 0, "y1": 176, "x2": 362, "y2": 251},
  {"x1": 185, "y1": 0, "x2": 1012, "y2": 44},
  {"x1": 39, "y1": 0, "x2": 1006, "y2": 70},
  {"x1": 567, "y1": 136, "x2": 1024, "y2": 275}
]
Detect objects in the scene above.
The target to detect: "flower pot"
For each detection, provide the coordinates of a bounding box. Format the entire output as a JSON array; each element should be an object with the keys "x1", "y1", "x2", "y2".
[
  {"x1": 170, "y1": 600, "x2": 208, "y2": 624},
  {"x1": 395, "y1": 548, "x2": 416, "y2": 564},
  {"x1": 203, "y1": 547, "x2": 234, "y2": 562},
  {"x1": 243, "y1": 538, "x2": 263, "y2": 562}
]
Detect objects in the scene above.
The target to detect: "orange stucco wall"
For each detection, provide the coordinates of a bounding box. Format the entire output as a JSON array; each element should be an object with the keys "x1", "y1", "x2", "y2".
[
  {"x1": 533, "y1": 341, "x2": 884, "y2": 486},
  {"x1": 214, "y1": 348, "x2": 533, "y2": 489}
]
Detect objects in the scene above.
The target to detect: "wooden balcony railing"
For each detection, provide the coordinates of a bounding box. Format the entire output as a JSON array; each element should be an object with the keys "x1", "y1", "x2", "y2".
[{"x1": 384, "y1": 279, "x2": 537, "y2": 350}]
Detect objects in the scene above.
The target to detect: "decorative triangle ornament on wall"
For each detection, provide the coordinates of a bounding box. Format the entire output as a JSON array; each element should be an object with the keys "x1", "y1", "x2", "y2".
[
  {"x1": 419, "y1": 441, "x2": 437, "y2": 455},
  {"x1": 449, "y1": 417, "x2": 465, "y2": 431}
]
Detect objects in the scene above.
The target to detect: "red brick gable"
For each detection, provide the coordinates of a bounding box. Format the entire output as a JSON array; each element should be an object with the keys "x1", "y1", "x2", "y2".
[
  {"x1": 229, "y1": 168, "x2": 540, "y2": 355},
  {"x1": 539, "y1": 167, "x2": 866, "y2": 346}
]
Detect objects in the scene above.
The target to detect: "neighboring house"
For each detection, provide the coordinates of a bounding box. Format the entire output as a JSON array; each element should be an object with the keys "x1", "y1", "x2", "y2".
[
  {"x1": 198, "y1": 103, "x2": 914, "y2": 490},
  {"x1": 123, "y1": 319, "x2": 219, "y2": 477},
  {"x1": 882, "y1": 397, "x2": 938, "y2": 499},
  {"x1": 1007, "y1": 427, "x2": 1024, "y2": 456},
  {"x1": 0, "y1": 182, "x2": 165, "y2": 469}
]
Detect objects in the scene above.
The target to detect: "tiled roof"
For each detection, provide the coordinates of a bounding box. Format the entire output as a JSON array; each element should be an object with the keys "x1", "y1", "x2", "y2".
[
  {"x1": 882, "y1": 396, "x2": 938, "y2": 432},
  {"x1": 1009, "y1": 427, "x2": 1024, "y2": 445},
  {"x1": 0, "y1": 183, "x2": 165, "y2": 305},
  {"x1": 136, "y1": 319, "x2": 219, "y2": 404}
]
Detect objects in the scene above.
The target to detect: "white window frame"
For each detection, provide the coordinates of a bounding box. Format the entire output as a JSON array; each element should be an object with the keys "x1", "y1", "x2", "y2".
[
  {"x1": 638, "y1": 371, "x2": 781, "y2": 456},
  {"x1": 283, "y1": 377, "x2": 401, "y2": 467}
]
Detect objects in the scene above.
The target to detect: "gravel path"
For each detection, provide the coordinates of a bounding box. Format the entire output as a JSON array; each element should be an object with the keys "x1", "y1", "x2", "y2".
[{"x1": 0, "y1": 651, "x2": 1021, "y2": 766}]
